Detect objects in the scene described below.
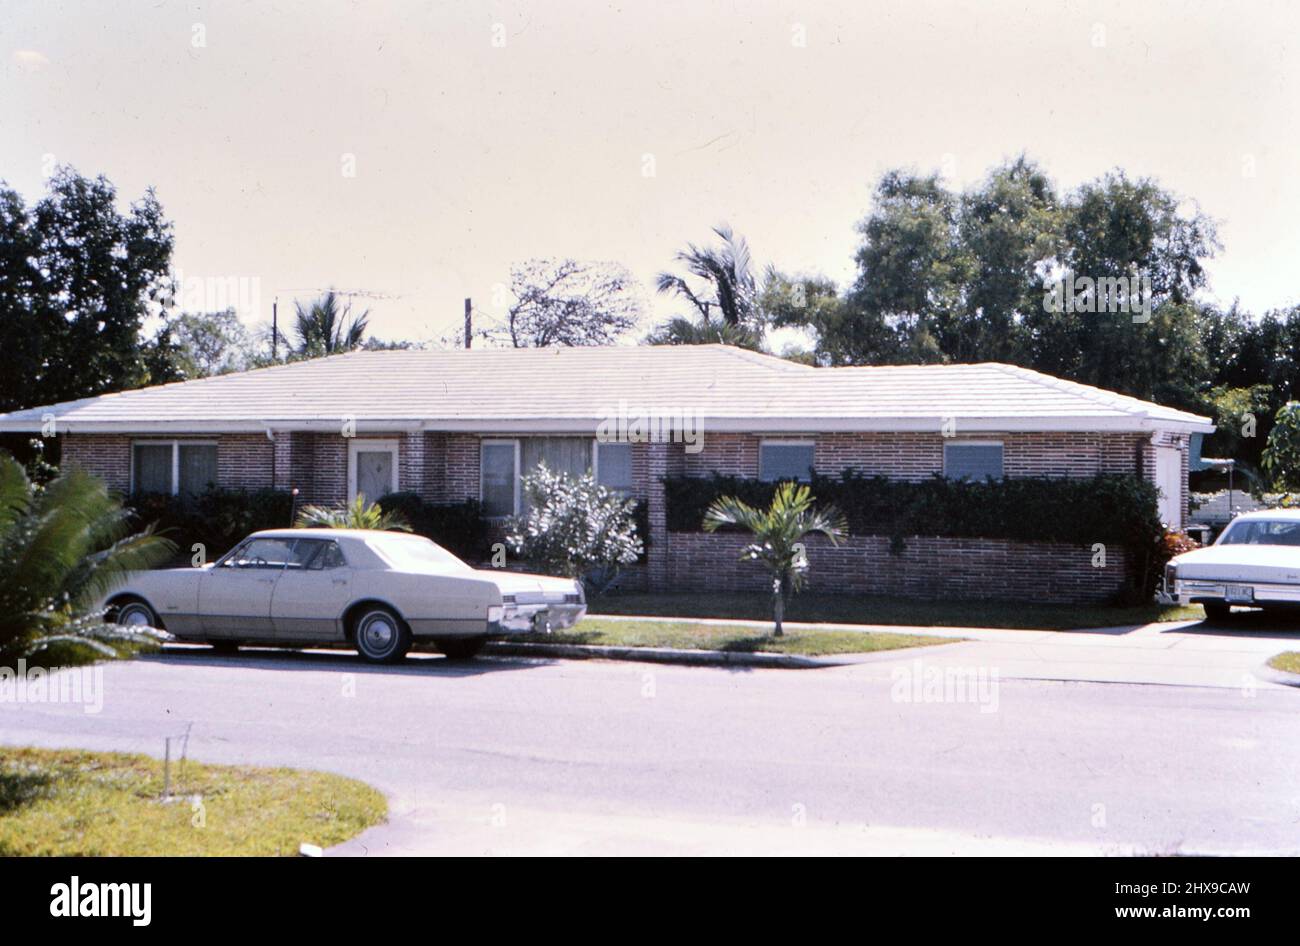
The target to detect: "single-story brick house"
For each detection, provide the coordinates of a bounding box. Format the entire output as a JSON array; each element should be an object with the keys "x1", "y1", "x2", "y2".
[{"x1": 0, "y1": 345, "x2": 1213, "y2": 603}]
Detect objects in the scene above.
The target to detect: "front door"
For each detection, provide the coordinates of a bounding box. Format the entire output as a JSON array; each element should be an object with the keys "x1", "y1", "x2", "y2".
[
  {"x1": 271, "y1": 538, "x2": 353, "y2": 642},
  {"x1": 198, "y1": 537, "x2": 293, "y2": 638},
  {"x1": 1155, "y1": 445, "x2": 1182, "y2": 528},
  {"x1": 349, "y1": 439, "x2": 398, "y2": 503}
]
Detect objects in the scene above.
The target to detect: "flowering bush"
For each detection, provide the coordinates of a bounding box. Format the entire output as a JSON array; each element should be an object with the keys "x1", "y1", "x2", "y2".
[{"x1": 506, "y1": 464, "x2": 643, "y2": 590}]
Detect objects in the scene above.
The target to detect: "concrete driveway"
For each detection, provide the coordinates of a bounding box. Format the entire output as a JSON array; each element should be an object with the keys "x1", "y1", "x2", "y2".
[{"x1": 2, "y1": 616, "x2": 1297, "y2": 856}]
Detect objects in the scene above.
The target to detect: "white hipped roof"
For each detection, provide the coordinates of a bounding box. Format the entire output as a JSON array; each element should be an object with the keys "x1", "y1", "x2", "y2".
[{"x1": 0, "y1": 344, "x2": 1215, "y2": 435}]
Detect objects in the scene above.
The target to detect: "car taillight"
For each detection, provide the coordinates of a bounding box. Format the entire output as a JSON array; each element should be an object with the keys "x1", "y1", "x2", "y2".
[{"x1": 1164, "y1": 564, "x2": 1177, "y2": 591}]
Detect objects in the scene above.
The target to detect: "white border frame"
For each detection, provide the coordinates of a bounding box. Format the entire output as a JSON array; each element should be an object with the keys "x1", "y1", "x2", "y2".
[
  {"x1": 758, "y1": 438, "x2": 816, "y2": 482},
  {"x1": 347, "y1": 438, "x2": 400, "y2": 502},
  {"x1": 480, "y1": 438, "x2": 521, "y2": 518},
  {"x1": 130, "y1": 439, "x2": 218, "y2": 495},
  {"x1": 942, "y1": 439, "x2": 1005, "y2": 479}
]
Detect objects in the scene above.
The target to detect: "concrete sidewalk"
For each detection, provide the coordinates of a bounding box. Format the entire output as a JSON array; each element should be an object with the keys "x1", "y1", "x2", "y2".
[{"x1": 589, "y1": 612, "x2": 1300, "y2": 689}]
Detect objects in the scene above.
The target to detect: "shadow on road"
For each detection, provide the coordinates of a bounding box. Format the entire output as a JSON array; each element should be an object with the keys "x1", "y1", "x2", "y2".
[
  {"x1": 141, "y1": 644, "x2": 553, "y2": 678},
  {"x1": 1160, "y1": 608, "x2": 1300, "y2": 641}
]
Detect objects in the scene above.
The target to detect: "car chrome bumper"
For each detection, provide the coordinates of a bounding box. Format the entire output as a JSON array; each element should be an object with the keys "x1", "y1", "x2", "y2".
[
  {"x1": 1166, "y1": 579, "x2": 1300, "y2": 607},
  {"x1": 491, "y1": 602, "x2": 586, "y2": 634}
]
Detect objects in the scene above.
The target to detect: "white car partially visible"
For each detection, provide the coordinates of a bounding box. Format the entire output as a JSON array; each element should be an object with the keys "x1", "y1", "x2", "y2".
[{"x1": 1164, "y1": 508, "x2": 1300, "y2": 620}]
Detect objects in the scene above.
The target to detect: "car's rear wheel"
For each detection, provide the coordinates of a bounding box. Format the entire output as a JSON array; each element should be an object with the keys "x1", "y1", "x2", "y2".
[
  {"x1": 1203, "y1": 601, "x2": 1232, "y2": 622},
  {"x1": 111, "y1": 597, "x2": 159, "y2": 629},
  {"x1": 351, "y1": 606, "x2": 411, "y2": 663},
  {"x1": 437, "y1": 636, "x2": 488, "y2": 660}
]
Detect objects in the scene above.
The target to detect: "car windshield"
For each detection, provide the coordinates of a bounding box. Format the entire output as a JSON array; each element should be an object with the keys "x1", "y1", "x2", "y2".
[
  {"x1": 366, "y1": 533, "x2": 473, "y2": 573},
  {"x1": 1218, "y1": 519, "x2": 1300, "y2": 546}
]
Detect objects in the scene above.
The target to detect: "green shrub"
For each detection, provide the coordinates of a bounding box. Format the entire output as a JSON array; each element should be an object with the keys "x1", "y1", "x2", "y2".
[
  {"x1": 375, "y1": 492, "x2": 493, "y2": 562},
  {"x1": 127, "y1": 487, "x2": 294, "y2": 564}
]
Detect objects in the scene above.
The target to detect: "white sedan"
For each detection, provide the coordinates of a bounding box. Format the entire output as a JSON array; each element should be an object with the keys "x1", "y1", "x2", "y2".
[
  {"x1": 101, "y1": 528, "x2": 586, "y2": 662},
  {"x1": 1164, "y1": 508, "x2": 1300, "y2": 620}
]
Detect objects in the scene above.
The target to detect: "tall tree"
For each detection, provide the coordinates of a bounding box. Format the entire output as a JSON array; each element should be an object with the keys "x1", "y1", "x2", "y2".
[
  {"x1": 842, "y1": 171, "x2": 964, "y2": 364},
  {"x1": 0, "y1": 169, "x2": 173, "y2": 412},
  {"x1": 955, "y1": 156, "x2": 1060, "y2": 362},
  {"x1": 502, "y1": 259, "x2": 642, "y2": 347},
  {"x1": 148, "y1": 309, "x2": 257, "y2": 379},
  {"x1": 294, "y1": 290, "x2": 369, "y2": 356}
]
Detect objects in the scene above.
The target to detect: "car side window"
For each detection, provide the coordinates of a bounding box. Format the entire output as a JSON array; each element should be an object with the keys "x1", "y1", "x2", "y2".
[
  {"x1": 308, "y1": 541, "x2": 347, "y2": 571},
  {"x1": 226, "y1": 538, "x2": 295, "y2": 569},
  {"x1": 286, "y1": 539, "x2": 324, "y2": 570}
]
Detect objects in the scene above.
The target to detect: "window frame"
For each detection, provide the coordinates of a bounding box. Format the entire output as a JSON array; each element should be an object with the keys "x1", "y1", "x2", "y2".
[
  {"x1": 593, "y1": 440, "x2": 635, "y2": 494},
  {"x1": 758, "y1": 438, "x2": 816, "y2": 483},
  {"x1": 942, "y1": 440, "x2": 1005, "y2": 481},
  {"x1": 480, "y1": 438, "x2": 522, "y2": 519},
  {"x1": 347, "y1": 438, "x2": 401, "y2": 503},
  {"x1": 130, "y1": 439, "x2": 219, "y2": 496}
]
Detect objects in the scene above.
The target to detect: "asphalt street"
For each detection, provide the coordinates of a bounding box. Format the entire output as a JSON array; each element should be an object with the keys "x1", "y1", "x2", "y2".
[{"x1": 2, "y1": 623, "x2": 1297, "y2": 855}]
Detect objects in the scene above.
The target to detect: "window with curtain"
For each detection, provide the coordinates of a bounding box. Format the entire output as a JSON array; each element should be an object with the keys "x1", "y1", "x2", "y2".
[
  {"x1": 178, "y1": 444, "x2": 218, "y2": 497},
  {"x1": 132, "y1": 444, "x2": 173, "y2": 494},
  {"x1": 521, "y1": 437, "x2": 592, "y2": 480},
  {"x1": 519, "y1": 437, "x2": 592, "y2": 512},
  {"x1": 759, "y1": 442, "x2": 815, "y2": 482},
  {"x1": 596, "y1": 442, "x2": 634, "y2": 493},
  {"x1": 943, "y1": 442, "x2": 1004, "y2": 480},
  {"x1": 480, "y1": 442, "x2": 517, "y2": 517},
  {"x1": 132, "y1": 442, "x2": 217, "y2": 495}
]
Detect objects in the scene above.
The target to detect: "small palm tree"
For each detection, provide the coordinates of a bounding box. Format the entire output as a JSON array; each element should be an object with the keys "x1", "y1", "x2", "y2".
[
  {"x1": 0, "y1": 453, "x2": 175, "y2": 666},
  {"x1": 294, "y1": 290, "x2": 369, "y2": 356},
  {"x1": 294, "y1": 494, "x2": 411, "y2": 532},
  {"x1": 703, "y1": 482, "x2": 847, "y2": 636}
]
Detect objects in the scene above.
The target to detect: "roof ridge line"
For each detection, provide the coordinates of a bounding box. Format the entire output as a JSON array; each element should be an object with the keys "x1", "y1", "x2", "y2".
[{"x1": 983, "y1": 363, "x2": 1156, "y2": 417}]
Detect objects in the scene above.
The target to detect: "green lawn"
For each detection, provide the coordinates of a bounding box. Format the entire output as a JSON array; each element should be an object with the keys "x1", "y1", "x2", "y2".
[
  {"x1": 588, "y1": 592, "x2": 1201, "y2": 631},
  {"x1": 1268, "y1": 652, "x2": 1300, "y2": 674},
  {"x1": 527, "y1": 617, "x2": 952, "y2": 656},
  {"x1": 0, "y1": 747, "x2": 386, "y2": 856}
]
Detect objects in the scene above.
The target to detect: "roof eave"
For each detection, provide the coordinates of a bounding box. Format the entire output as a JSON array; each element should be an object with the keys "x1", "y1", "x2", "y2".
[{"x1": 0, "y1": 414, "x2": 1214, "y2": 435}]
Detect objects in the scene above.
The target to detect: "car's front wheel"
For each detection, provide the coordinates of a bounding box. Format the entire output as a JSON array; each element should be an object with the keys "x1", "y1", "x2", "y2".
[
  {"x1": 351, "y1": 606, "x2": 411, "y2": 663},
  {"x1": 1203, "y1": 601, "x2": 1232, "y2": 622},
  {"x1": 437, "y1": 636, "x2": 488, "y2": 660}
]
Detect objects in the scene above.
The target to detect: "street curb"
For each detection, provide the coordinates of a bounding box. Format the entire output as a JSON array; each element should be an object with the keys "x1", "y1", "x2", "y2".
[
  {"x1": 483, "y1": 640, "x2": 858, "y2": 669},
  {"x1": 1255, "y1": 661, "x2": 1300, "y2": 689}
]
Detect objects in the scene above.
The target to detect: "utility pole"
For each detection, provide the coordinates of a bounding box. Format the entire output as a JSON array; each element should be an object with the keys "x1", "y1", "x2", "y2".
[
  {"x1": 272, "y1": 298, "x2": 278, "y2": 360},
  {"x1": 464, "y1": 298, "x2": 472, "y2": 349}
]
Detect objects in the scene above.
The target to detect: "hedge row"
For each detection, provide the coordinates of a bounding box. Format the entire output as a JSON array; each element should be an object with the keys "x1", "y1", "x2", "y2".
[
  {"x1": 374, "y1": 492, "x2": 494, "y2": 562},
  {"x1": 127, "y1": 488, "x2": 296, "y2": 563},
  {"x1": 663, "y1": 471, "x2": 1163, "y2": 548},
  {"x1": 126, "y1": 487, "x2": 645, "y2": 568}
]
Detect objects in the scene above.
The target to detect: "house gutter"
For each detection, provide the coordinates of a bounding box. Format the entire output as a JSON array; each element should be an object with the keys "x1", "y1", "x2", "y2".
[{"x1": 0, "y1": 415, "x2": 1214, "y2": 435}]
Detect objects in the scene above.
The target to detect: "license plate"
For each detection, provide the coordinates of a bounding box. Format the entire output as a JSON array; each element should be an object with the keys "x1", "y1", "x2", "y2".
[{"x1": 1224, "y1": 585, "x2": 1254, "y2": 603}]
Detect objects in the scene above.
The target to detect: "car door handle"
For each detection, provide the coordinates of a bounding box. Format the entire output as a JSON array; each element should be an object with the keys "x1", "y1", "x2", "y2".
[{"x1": 331, "y1": 579, "x2": 347, "y2": 586}]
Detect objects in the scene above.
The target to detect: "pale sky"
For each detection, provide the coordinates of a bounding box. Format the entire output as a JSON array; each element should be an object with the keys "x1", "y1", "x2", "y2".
[{"x1": 3, "y1": 0, "x2": 1298, "y2": 345}]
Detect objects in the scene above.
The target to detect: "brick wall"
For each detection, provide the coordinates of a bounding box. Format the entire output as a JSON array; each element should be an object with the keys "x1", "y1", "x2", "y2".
[
  {"x1": 664, "y1": 532, "x2": 1131, "y2": 604},
  {"x1": 675, "y1": 431, "x2": 1153, "y2": 481},
  {"x1": 58, "y1": 426, "x2": 1176, "y2": 604}
]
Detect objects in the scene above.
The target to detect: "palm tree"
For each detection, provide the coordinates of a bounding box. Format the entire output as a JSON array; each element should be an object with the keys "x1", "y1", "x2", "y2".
[
  {"x1": 294, "y1": 494, "x2": 411, "y2": 531},
  {"x1": 0, "y1": 453, "x2": 175, "y2": 665},
  {"x1": 294, "y1": 291, "x2": 369, "y2": 356},
  {"x1": 652, "y1": 224, "x2": 759, "y2": 338},
  {"x1": 702, "y1": 482, "x2": 847, "y2": 636}
]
